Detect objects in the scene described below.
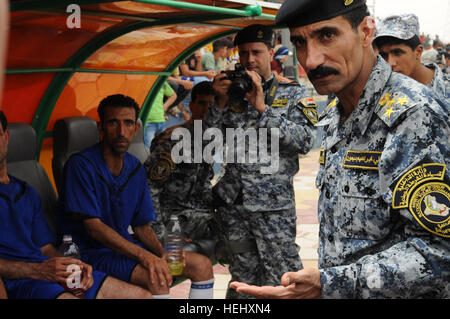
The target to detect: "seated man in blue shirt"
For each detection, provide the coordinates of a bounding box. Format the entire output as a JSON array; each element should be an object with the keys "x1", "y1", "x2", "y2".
[
  {"x1": 0, "y1": 111, "x2": 151, "y2": 299},
  {"x1": 57, "y1": 94, "x2": 214, "y2": 299}
]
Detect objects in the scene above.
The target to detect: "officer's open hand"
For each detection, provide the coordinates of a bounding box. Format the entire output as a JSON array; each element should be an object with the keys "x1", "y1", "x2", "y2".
[
  {"x1": 230, "y1": 268, "x2": 322, "y2": 299},
  {"x1": 244, "y1": 70, "x2": 266, "y2": 115}
]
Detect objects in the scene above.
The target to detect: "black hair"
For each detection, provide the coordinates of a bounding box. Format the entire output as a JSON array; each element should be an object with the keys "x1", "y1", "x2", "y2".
[
  {"x1": 342, "y1": 4, "x2": 371, "y2": 30},
  {"x1": 0, "y1": 110, "x2": 7, "y2": 131},
  {"x1": 223, "y1": 39, "x2": 234, "y2": 49},
  {"x1": 213, "y1": 39, "x2": 231, "y2": 52},
  {"x1": 374, "y1": 35, "x2": 421, "y2": 51},
  {"x1": 97, "y1": 94, "x2": 140, "y2": 123},
  {"x1": 191, "y1": 81, "x2": 215, "y2": 103}
]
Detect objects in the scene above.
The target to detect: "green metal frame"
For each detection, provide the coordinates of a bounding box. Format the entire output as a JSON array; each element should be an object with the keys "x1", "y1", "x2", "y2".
[{"x1": 133, "y1": 0, "x2": 270, "y2": 18}]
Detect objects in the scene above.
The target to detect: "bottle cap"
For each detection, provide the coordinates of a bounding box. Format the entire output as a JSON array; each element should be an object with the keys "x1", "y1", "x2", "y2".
[{"x1": 63, "y1": 234, "x2": 72, "y2": 242}]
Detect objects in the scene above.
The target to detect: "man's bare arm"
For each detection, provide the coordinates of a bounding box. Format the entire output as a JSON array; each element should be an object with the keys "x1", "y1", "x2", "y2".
[
  {"x1": 0, "y1": 256, "x2": 80, "y2": 284},
  {"x1": 133, "y1": 223, "x2": 165, "y2": 258},
  {"x1": 83, "y1": 218, "x2": 172, "y2": 286},
  {"x1": 84, "y1": 218, "x2": 151, "y2": 263}
]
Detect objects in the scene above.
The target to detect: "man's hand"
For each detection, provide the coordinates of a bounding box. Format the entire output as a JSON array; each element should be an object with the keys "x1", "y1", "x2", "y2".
[
  {"x1": 78, "y1": 261, "x2": 94, "y2": 291},
  {"x1": 181, "y1": 80, "x2": 194, "y2": 91},
  {"x1": 212, "y1": 73, "x2": 231, "y2": 109},
  {"x1": 37, "y1": 257, "x2": 85, "y2": 285},
  {"x1": 230, "y1": 268, "x2": 322, "y2": 299},
  {"x1": 245, "y1": 70, "x2": 266, "y2": 115},
  {"x1": 140, "y1": 252, "x2": 173, "y2": 289},
  {"x1": 205, "y1": 70, "x2": 216, "y2": 79}
]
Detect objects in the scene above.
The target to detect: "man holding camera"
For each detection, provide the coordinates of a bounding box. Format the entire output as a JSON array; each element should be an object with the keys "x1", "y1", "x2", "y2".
[{"x1": 208, "y1": 24, "x2": 317, "y2": 299}]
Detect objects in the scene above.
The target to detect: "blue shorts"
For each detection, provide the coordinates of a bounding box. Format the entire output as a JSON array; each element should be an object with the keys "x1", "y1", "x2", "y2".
[
  {"x1": 3, "y1": 270, "x2": 107, "y2": 299},
  {"x1": 82, "y1": 245, "x2": 158, "y2": 283}
]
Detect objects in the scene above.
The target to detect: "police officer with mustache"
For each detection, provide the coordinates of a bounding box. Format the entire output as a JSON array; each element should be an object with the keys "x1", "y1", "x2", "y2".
[{"x1": 207, "y1": 24, "x2": 318, "y2": 299}]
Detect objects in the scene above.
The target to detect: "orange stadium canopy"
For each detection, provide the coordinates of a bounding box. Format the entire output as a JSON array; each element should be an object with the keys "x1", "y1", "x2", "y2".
[{"x1": 2, "y1": 0, "x2": 280, "y2": 163}]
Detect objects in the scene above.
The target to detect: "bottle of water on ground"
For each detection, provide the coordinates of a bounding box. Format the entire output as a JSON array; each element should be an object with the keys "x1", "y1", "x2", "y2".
[
  {"x1": 59, "y1": 234, "x2": 85, "y2": 298},
  {"x1": 165, "y1": 215, "x2": 184, "y2": 276}
]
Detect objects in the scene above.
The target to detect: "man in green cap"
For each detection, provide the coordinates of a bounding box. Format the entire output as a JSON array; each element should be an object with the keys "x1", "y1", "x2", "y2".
[
  {"x1": 207, "y1": 24, "x2": 318, "y2": 299},
  {"x1": 231, "y1": 0, "x2": 449, "y2": 299}
]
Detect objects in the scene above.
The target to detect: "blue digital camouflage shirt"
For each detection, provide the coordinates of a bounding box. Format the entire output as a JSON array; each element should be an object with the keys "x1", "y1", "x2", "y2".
[
  {"x1": 206, "y1": 77, "x2": 318, "y2": 212},
  {"x1": 425, "y1": 63, "x2": 450, "y2": 104},
  {"x1": 144, "y1": 120, "x2": 215, "y2": 240},
  {"x1": 316, "y1": 57, "x2": 450, "y2": 298}
]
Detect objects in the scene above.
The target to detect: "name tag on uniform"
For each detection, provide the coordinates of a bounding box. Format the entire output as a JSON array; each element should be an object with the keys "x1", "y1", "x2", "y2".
[
  {"x1": 271, "y1": 99, "x2": 289, "y2": 108},
  {"x1": 343, "y1": 151, "x2": 382, "y2": 170},
  {"x1": 319, "y1": 149, "x2": 326, "y2": 165}
]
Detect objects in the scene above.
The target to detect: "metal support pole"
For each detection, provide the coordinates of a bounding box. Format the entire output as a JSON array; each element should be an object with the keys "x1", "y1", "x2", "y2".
[{"x1": 133, "y1": 0, "x2": 274, "y2": 19}]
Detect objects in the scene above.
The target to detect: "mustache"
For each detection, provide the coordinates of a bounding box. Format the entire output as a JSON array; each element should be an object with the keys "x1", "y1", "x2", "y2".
[
  {"x1": 113, "y1": 136, "x2": 128, "y2": 143},
  {"x1": 307, "y1": 66, "x2": 340, "y2": 81}
]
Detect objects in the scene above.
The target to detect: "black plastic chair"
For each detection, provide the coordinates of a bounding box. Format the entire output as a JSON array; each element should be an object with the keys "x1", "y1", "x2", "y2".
[{"x1": 52, "y1": 116, "x2": 100, "y2": 194}]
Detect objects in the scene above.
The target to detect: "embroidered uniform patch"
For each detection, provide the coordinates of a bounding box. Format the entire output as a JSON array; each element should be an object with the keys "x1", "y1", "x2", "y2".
[
  {"x1": 319, "y1": 149, "x2": 326, "y2": 165},
  {"x1": 343, "y1": 151, "x2": 382, "y2": 170},
  {"x1": 392, "y1": 163, "x2": 449, "y2": 238},
  {"x1": 409, "y1": 182, "x2": 450, "y2": 238},
  {"x1": 149, "y1": 152, "x2": 176, "y2": 182},
  {"x1": 303, "y1": 108, "x2": 318, "y2": 125},
  {"x1": 392, "y1": 164, "x2": 446, "y2": 209},
  {"x1": 271, "y1": 99, "x2": 289, "y2": 108},
  {"x1": 299, "y1": 98, "x2": 318, "y2": 125}
]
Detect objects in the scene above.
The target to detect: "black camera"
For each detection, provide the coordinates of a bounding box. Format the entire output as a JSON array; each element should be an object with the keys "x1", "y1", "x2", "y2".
[
  {"x1": 437, "y1": 47, "x2": 449, "y2": 62},
  {"x1": 222, "y1": 63, "x2": 254, "y2": 101}
]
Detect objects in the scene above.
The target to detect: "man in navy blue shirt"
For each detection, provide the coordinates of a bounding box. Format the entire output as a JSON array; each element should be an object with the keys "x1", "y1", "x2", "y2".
[
  {"x1": 57, "y1": 95, "x2": 214, "y2": 299},
  {"x1": 0, "y1": 110, "x2": 152, "y2": 299}
]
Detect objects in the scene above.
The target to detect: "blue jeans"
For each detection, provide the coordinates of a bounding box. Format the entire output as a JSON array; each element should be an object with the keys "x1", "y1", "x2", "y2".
[{"x1": 144, "y1": 122, "x2": 165, "y2": 148}]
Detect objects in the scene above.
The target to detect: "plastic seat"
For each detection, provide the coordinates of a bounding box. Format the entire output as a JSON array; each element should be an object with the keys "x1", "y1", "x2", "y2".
[
  {"x1": 128, "y1": 118, "x2": 150, "y2": 164},
  {"x1": 52, "y1": 117, "x2": 149, "y2": 193},
  {"x1": 52, "y1": 116, "x2": 99, "y2": 194},
  {"x1": 6, "y1": 123, "x2": 58, "y2": 235}
]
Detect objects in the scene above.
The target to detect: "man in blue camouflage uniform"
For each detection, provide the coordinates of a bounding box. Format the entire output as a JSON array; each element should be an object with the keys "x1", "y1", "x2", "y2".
[
  {"x1": 144, "y1": 81, "x2": 217, "y2": 244},
  {"x1": 208, "y1": 24, "x2": 317, "y2": 299},
  {"x1": 373, "y1": 14, "x2": 450, "y2": 103},
  {"x1": 231, "y1": 0, "x2": 450, "y2": 299},
  {"x1": 421, "y1": 49, "x2": 450, "y2": 103}
]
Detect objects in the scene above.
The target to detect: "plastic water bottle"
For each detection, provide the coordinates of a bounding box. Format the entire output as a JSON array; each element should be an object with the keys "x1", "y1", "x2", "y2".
[
  {"x1": 59, "y1": 234, "x2": 85, "y2": 298},
  {"x1": 165, "y1": 216, "x2": 184, "y2": 276}
]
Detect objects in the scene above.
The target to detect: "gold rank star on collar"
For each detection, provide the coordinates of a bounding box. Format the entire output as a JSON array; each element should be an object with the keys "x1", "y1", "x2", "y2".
[
  {"x1": 384, "y1": 106, "x2": 397, "y2": 118},
  {"x1": 395, "y1": 96, "x2": 409, "y2": 107}
]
